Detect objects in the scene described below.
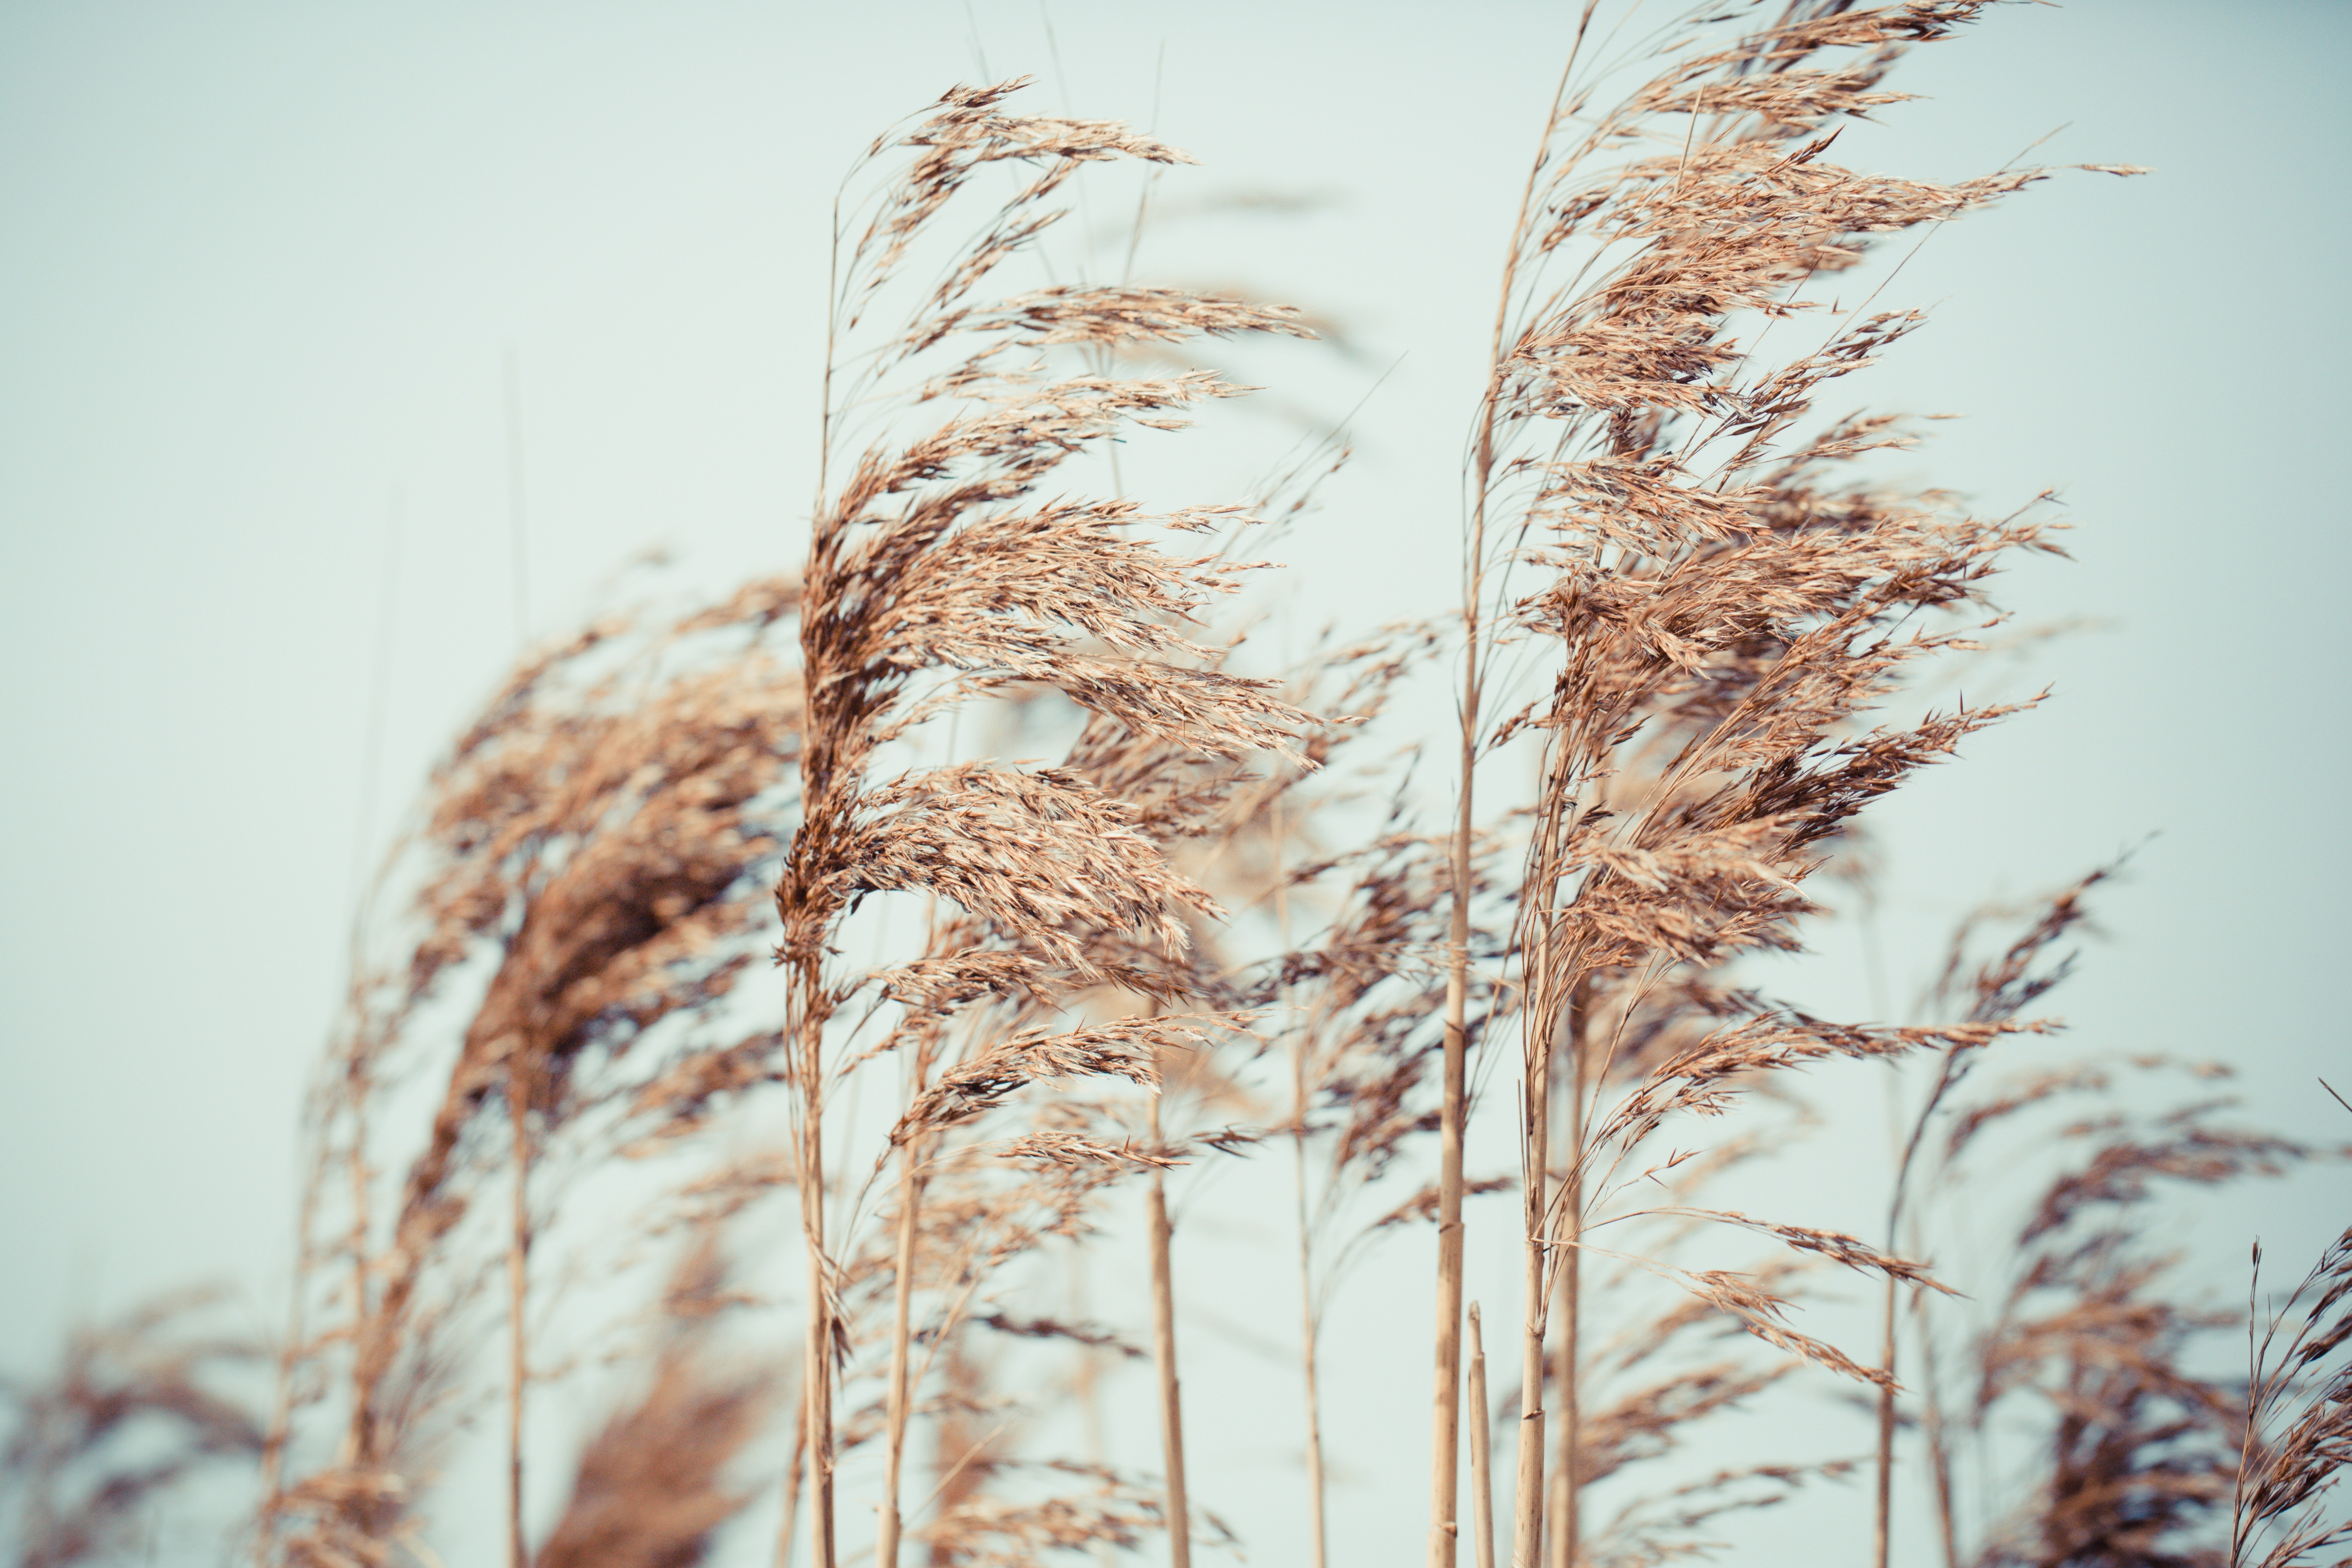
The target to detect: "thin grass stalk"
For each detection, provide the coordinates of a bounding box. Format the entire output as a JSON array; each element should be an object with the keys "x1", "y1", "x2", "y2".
[
  {"x1": 1875, "y1": 1272, "x2": 1897, "y2": 1568},
  {"x1": 876, "y1": 1146, "x2": 917, "y2": 1568},
  {"x1": 339, "y1": 1040, "x2": 372, "y2": 1474},
  {"x1": 1441, "y1": 37, "x2": 1591, "y2": 1567},
  {"x1": 795, "y1": 962, "x2": 836, "y2": 1568},
  {"x1": 1277, "y1": 798, "x2": 1330, "y2": 1568},
  {"x1": 1470, "y1": 1303, "x2": 1499, "y2": 1568},
  {"x1": 255, "y1": 1100, "x2": 328, "y2": 1564},
  {"x1": 793, "y1": 177, "x2": 845, "y2": 1568},
  {"x1": 1290, "y1": 1017, "x2": 1328, "y2": 1568},
  {"x1": 1916, "y1": 1288, "x2": 1961, "y2": 1568},
  {"x1": 1515, "y1": 746, "x2": 1579, "y2": 1568},
  {"x1": 505, "y1": 1051, "x2": 531, "y2": 1568},
  {"x1": 879, "y1": 1037, "x2": 938, "y2": 1568},
  {"x1": 1433, "y1": 784, "x2": 1472, "y2": 1568},
  {"x1": 1552, "y1": 984, "x2": 1586, "y2": 1568},
  {"x1": 1514, "y1": 1045, "x2": 1552, "y2": 1568},
  {"x1": 1147, "y1": 1087, "x2": 1192, "y2": 1568}
]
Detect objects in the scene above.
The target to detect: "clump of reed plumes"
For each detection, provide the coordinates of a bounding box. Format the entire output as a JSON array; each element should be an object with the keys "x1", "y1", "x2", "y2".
[
  {"x1": 1435, "y1": 2, "x2": 2140, "y2": 1561},
  {"x1": 767, "y1": 73, "x2": 1323, "y2": 1568},
  {"x1": 261, "y1": 583, "x2": 805, "y2": 1566},
  {"x1": 2233, "y1": 1215, "x2": 2352, "y2": 1566},
  {"x1": 31, "y1": 11, "x2": 2334, "y2": 1568},
  {"x1": 1875, "y1": 875, "x2": 2330, "y2": 1568},
  {"x1": 0, "y1": 1292, "x2": 262, "y2": 1568},
  {"x1": 532, "y1": 1243, "x2": 775, "y2": 1568}
]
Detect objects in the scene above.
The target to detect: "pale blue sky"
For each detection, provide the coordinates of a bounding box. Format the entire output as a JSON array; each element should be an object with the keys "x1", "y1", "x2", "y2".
[{"x1": 2, "y1": 2, "x2": 2347, "y2": 1562}]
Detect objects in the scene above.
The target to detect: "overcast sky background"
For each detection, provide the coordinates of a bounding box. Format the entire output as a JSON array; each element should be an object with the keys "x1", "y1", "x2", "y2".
[{"x1": 3, "y1": 1, "x2": 2349, "y2": 1563}]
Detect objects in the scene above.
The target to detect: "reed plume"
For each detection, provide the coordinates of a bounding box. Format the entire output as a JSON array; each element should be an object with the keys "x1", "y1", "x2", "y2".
[
  {"x1": 1, "y1": 1292, "x2": 262, "y2": 1568},
  {"x1": 1886, "y1": 877, "x2": 2325, "y2": 1567},
  {"x1": 2232, "y1": 1210, "x2": 2352, "y2": 1564},
  {"x1": 261, "y1": 583, "x2": 805, "y2": 1566},
  {"x1": 531, "y1": 1242, "x2": 775, "y2": 1568},
  {"x1": 1443, "y1": 4, "x2": 2140, "y2": 1562},
  {"x1": 779, "y1": 77, "x2": 1315, "y2": 1567}
]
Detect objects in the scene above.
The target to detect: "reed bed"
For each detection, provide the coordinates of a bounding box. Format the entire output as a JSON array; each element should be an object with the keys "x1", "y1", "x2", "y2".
[{"x1": 5, "y1": 6, "x2": 2344, "y2": 1568}]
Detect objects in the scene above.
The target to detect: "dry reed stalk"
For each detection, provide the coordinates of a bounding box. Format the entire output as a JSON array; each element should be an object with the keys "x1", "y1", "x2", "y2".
[
  {"x1": 877, "y1": 1021, "x2": 943, "y2": 1568},
  {"x1": 1550, "y1": 982, "x2": 1588, "y2": 1568},
  {"x1": 780, "y1": 78, "x2": 1315, "y2": 1568},
  {"x1": 260, "y1": 586, "x2": 804, "y2": 1565},
  {"x1": 1290, "y1": 1018, "x2": 1330, "y2": 1568},
  {"x1": 1273, "y1": 789, "x2": 1333, "y2": 1568},
  {"x1": 506, "y1": 1059, "x2": 531, "y2": 1568},
  {"x1": 1145, "y1": 1087, "x2": 1192, "y2": 1568},
  {"x1": 1470, "y1": 1303, "x2": 1500, "y2": 1568},
  {"x1": 1437, "y1": 4, "x2": 2140, "y2": 1557}
]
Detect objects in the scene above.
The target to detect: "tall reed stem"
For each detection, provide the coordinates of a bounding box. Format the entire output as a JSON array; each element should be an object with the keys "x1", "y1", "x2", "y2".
[
  {"x1": 1440, "y1": 44, "x2": 1585, "y2": 1564},
  {"x1": 795, "y1": 958, "x2": 837, "y2": 1568},
  {"x1": 1469, "y1": 1304, "x2": 1498, "y2": 1568},
  {"x1": 877, "y1": 1149, "x2": 919, "y2": 1568},
  {"x1": 1551, "y1": 991, "x2": 1585, "y2": 1568},
  {"x1": 879, "y1": 1043, "x2": 935, "y2": 1568},
  {"x1": 1919, "y1": 1301, "x2": 1961, "y2": 1568},
  {"x1": 1432, "y1": 656, "x2": 1476, "y2": 1568},
  {"x1": 1147, "y1": 1089, "x2": 1192, "y2": 1568},
  {"x1": 1281, "y1": 804, "x2": 1328, "y2": 1568},
  {"x1": 1512, "y1": 1031, "x2": 1552, "y2": 1568},
  {"x1": 1875, "y1": 1275, "x2": 1898, "y2": 1568},
  {"x1": 505, "y1": 1053, "x2": 530, "y2": 1568},
  {"x1": 1293, "y1": 1072, "x2": 1328, "y2": 1568}
]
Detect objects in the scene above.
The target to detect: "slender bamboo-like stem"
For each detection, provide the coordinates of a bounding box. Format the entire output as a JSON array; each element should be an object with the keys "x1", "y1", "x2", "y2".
[
  {"x1": 1551, "y1": 988, "x2": 1586, "y2": 1568},
  {"x1": 1294, "y1": 1091, "x2": 1328, "y2": 1568},
  {"x1": 336, "y1": 1041, "x2": 373, "y2": 1473},
  {"x1": 1432, "y1": 788, "x2": 1474, "y2": 1568},
  {"x1": 795, "y1": 957, "x2": 837, "y2": 1568},
  {"x1": 1278, "y1": 800, "x2": 1329, "y2": 1568},
  {"x1": 1439, "y1": 45, "x2": 1587, "y2": 1566},
  {"x1": 504, "y1": 1050, "x2": 531, "y2": 1568},
  {"x1": 878, "y1": 1038, "x2": 936, "y2": 1568},
  {"x1": 1147, "y1": 1088, "x2": 1192, "y2": 1568},
  {"x1": 1881, "y1": 1044, "x2": 1974, "y2": 1568},
  {"x1": 877, "y1": 1141, "x2": 919, "y2": 1568},
  {"x1": 1512, "y1": 1031, "x2": 1552, "y2": 1568},
  {"x1": 1469, "y1": 1304, "x2": 1498, "y2": 1568},
  {"x1": 1917, "y1": 1286, "x2": 1961, "y2": 1568},
  {"x1": 788, "y1": 181, "x2": 846, "y2": 1568},
  {"x1": 1515, "y1": 758, "x2": 1582, "y2": 1568},
  {"x1": 1875, "y1": 1273, "x2": 1898, "y2": 1568},
  {"x1": 773, "y1": 1378, "x2": 809, "y2": 1568}
]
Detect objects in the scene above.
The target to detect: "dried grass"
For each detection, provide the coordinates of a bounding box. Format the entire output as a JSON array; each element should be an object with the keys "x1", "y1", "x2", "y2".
[{"x1": 20, "y1": 13, "x2": 2341, "y2": 1568}]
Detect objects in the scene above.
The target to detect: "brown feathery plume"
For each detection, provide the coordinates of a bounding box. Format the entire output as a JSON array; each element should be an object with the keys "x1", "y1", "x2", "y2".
[
  {"x1": 0, "y1": 1291, "x2": 263, "y2": 1568},
  {"x1": 1876, "y1": 864, "x2": 2114, "y2": 1562},
  {"x1": 1899, "y1": 1018, "x2": 2323, "y2": 1565},
  {"x1": 263, "y1": 584, "x2": 804, "y2": 1566},
  {"x1": 2232, "y1": 1218, "x2": 2352, "y2": 1564},
  {"x1": 531, "y1": 1242, "x2": 775, "y2": 1568},
  {"x1": 1978, "y1": 1107, "x2": 2303, "y2": 1567},
  {"x1": 780, "y1": 77, "x2": 1314, "y2": 1568},
  {"x1": 1442, "y1": 4, "x2": 2139, "y2": 1561}
]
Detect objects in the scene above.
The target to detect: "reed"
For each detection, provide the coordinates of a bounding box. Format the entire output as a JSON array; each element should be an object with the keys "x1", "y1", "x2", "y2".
[{"x1": 30, "y1": 12, "x2": 2352, "y2": 1568}]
